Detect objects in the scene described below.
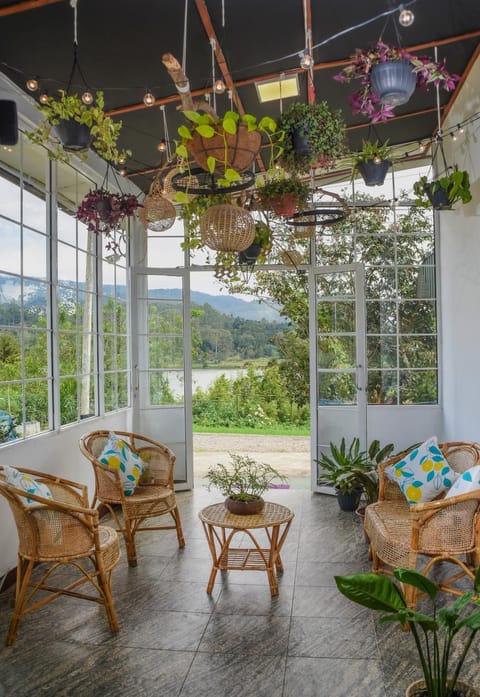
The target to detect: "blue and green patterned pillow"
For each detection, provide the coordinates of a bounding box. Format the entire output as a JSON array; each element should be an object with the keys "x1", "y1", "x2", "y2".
[
  {"x1": 4, "y1": 465, "x2": 53, "y2": 506},
  {"x1": 445, "y1": 465, "x2": 480, "y2": 499},
  {"x1": 385, "y1": 437, "x2": 458, "y2": 504},
  {"x1": 98, "y1": 432, "x2": 144, "y2": 496}
]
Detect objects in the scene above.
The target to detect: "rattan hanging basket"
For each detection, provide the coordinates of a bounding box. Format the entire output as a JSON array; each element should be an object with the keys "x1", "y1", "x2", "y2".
[
  {"x1": 139, "y1": 176, "x2": 176, "y2": 232},
  {"x1": 199, "y1": 204, "x2": 255, "y2": 252},
  {"x1": 162, "y1": 166, "x2": 198, "y2": 202},
  {"x1": 281, "y1": 249, "x2": 303, "y2": 267},
  {"x1": 292, "y1": 213, "x2": 316, "y2": 238}
]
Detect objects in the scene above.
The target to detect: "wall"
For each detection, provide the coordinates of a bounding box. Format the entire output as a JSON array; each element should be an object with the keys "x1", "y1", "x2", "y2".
[{"x1": 439, "y1": 52, "x2": 480, "y2": 440}]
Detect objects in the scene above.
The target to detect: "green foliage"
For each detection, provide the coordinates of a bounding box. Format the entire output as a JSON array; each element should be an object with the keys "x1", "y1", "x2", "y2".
[
  {"x1": 257, "y1": 172, "x2": 310, "y2": 209},
  {"x1": 352, "y1": 140, "x2": 392, "y2": 172},
  {"x1": 413, "y1": 168, "x2": 472, "y2": 208},
  {"x1": 276, "y1": 101, "x2": 346, "y2": 175},
  {"x1": 205, "y1": 453, "x2": 287, "y2": 501},
  {"x1": 335, "y1": 568, "x2": 480, "y2": 697},
  {"x1": 25, "y1": 90, "x2": 130, "y2": 164}
]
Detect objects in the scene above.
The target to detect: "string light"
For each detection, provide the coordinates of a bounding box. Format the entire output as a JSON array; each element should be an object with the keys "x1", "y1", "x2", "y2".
[
  {"x1": 39, "y1": 92, "x2": 49, "y2": 105},
  {"x1": 118, "y1": 156, "x2": 126, "y2": 165},
  {"x1": 214, "y1": 79, "x2": 226, "y2": 94},
  {"x1": 26, "y1": 78, "x2": 38, "y2": 92},
  {"x1": 418, "y1": 142, "x2": 426, "y2": 153},
  {"x1": 398, "y1": 7, "x2": 415, "y2": 27},
  {"x1": 300, "y1": 50, "x2": 313, "y2": 70},
  {"x1": 143, "y1": 90, "x2": 155, "y2": 107},
  {"x1": 451, "y1": 132, "x2": 458, "y2": 141},
  {"x1": 157, "y1": 139, "x2": 167, "y2": 152},
  {"x1": 458, "y1": 124, "x2": 465, "y2": 134},
  {"x1": 118, "y1": 166, "x2": 127, "y2": 176}
]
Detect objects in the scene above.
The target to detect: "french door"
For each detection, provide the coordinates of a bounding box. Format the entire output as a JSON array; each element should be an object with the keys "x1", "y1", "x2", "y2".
[{"x1": 309, "y1": 264, "x2": 367, "y2": 492}]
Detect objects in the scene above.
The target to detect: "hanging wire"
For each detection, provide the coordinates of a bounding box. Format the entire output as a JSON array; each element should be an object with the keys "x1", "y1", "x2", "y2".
[
  {"x1": 65, "y1": 0, "x2": 90, "y2": 94},
  {"x1": 182, "y1": 0, "x2": 188, "y2": 74},
  {"x1": 279, "y1": 72, "x2": 284, "y2": 115},
  {"x1": 222, "y1": 0, "x2": 225, "y2": 28},
  {"x1": 210, "y1": 37, "x2": 217, "y2": 113},
  {"x1": 160, "y1": 105, "x2": 172, "y2": 161}
]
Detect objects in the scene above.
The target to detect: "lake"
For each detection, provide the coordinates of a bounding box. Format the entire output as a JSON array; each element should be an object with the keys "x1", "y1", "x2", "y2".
[{"x1": 167, "y1": 368, "x2": 247, "y2": 397}]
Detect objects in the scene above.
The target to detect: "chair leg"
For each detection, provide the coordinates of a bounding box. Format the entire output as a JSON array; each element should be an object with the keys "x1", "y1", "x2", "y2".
[
  {"x1": 7, "y1": 557, "x2": 34, "y2": 646},
  {"x1": 171, "y1": 506, "x2": 185, "y2": 548},
  {"x1": 404, "y1": 581, "x2": 418, "y2": 611},
  {"x1": 122, "y1": 517, "x2": 138, "y2": 567},
  {"x1": 96, "y1": 569, "x2": 119, "y2": 633}
]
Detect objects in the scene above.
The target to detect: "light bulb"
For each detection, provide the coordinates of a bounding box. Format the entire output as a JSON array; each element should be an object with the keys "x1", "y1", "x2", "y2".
[
  {"x1": 398, "y1": 7, "x2": 414, "y2": 27},
  {"x1": 143, "y1": 90, "x2": 155, "y2": 107},
  {"x1": 300, "y1": 51, "x2": 313, "y2": 70},
  {"x1": 81, "y1": 91, "x2": 94, "y2": 105},
  {"x1": 373, "y1": 155, "x2": 382, "y2": 164},
  {"x1": 418, "y1": 142, "x2": 425, "y2": 153},
  {"x1": 118, "y1": 156, "x2": 126, "y2": 165},
  {"x1": 26, "y1": 78, "x2": 38, "y2": 91},
  {"x1": 119, "y1": 167, "x2": 127, "y2": 176},
  {"x1": 214, "y1": 79, "x2": 226, "y2": 94},
  {"x1": 451, "y1": 132, "x2": 458, "y2": 141},
  {"x1": 458, "y1": 124, "x2": 465, "y2": 134},
  {"x1": 39, "y1": 92, "x2": 49, "y2": 105},
  {"x1": 157, "y1": 139, "x2": 167, "y2": 152},
  {"x1": 274, "y1": 160, "x2": 282, "y2": 170}
]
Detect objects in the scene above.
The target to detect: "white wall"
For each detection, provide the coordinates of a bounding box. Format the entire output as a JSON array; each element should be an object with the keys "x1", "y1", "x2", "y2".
[{"x1": 439, "y1": 53, "x2": 480, "y2": 440}]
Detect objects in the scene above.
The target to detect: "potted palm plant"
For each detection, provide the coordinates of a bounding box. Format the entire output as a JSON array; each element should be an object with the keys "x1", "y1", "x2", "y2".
[
  {"x1": 26, "y1": 90, "x2": 130, "y2": 163},
  {"x1": 334, "y1": 41, "x2": 459, "y2": 123},
  {"x1": 413, "y1": 168, "x2": 472, "y2": 210},
  {"x1": 335, "y1": 567, "x2": 480, "y2": 697},
  {"x1": 204, "y1": 453, "x2": 288, "y2": 515},
  {"x1": 257, "y1": 174, "x2": 310, "y2": 217},
  {"x1": 353, "y1": 139, "x2": 392, "y2": 186},
  {"x1": 276, "y1": 101, "x2": 346, "y2": 175}
]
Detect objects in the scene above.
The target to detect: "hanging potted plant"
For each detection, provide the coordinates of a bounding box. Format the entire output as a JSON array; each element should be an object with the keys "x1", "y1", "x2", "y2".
[
  {"x1": 257, "y1": 173, "x2": 310, "y2": 217},
  {"x1": 175, "y1": 109, "x2": 282, "y2": 187},
  {"x1": 276, "y1": 101, "x2": 346, "y2": 175},
  {"x1": 76, "y1": 187, "x2": 141, "y2": 251},
  {"x1": 26, "y1": 90, "x2": 130, "y2": 163},
  {"x1": 237, "y1": 221, "x2": 271, "y2": 266},
  {"x1": 353, "y1": 139, "x2": 392, "y2": 186},
  {"x1": 413, "y1": 167, "x2": 472, "y2": 210},
  {"x1": 334, "y1": 41, "x2": 459, "y2": 123}
]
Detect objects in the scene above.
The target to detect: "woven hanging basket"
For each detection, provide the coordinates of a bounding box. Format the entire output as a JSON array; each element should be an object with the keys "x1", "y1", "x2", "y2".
[
  {"x1": 281, "y1": 250, "x2": 303, "y2": 267},
  {"x1": 199, "y1": 204, "x2": 255, "y2": 252},
  {"x1": 292, "y1": 213, "x2": 316, "y2": 238},
  {"x1": 162, "y1": 166, "x2": 198, "y2": 202},
  {"x1": 139, "y1": 176, "x2": 176, "y2": 232},
  {"x1": 188, "y1": 123, "x2": 261, "y2": 175}
]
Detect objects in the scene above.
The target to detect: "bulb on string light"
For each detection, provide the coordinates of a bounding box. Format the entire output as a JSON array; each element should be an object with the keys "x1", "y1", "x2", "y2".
[
  {"x1": 157, "y1": 139, "x2": 167, "y2": 152},
  {"x1": 458, "y1": 124, "x2": 465, "y2": 134},
  {"x1": 143, "y1": 90, "x2": 155, "y2": 107},
  {"x1": 26, "y1": 78, "x2": 39, "y2": 92},
  {"x1": 119, "y1": 166, "x2": 127, "y2": 176},
  {"x1": 118, "y1": 156, "x2": 126, "y2": 165},
  {"x1": 81, "y1": 91, "x2": 94, "y2": 105},
  {"x1": 398, "y1": 7, "x2": 414, "y2": 27},
  {"x1": 373, "y1": 155, "x2": 382, "y2": 164},
  {"x1": 300, "y1": 50, "x2": 313, "y2": 70},
  {"x1": 451, "y1": 132, "x2": 458, "y2": 141},
  {"x1": 274, "y1": 160, "x2": 282, "y2": 170},
  {"x1": 39, "y1": 92, "x2": 49, "y2": 105},
  {"x1": 418, "y1": 141, "x2": 426, "y2": 153},
  {"x1": 214, "y1": 79, "x2": 226, "y2": 94}
]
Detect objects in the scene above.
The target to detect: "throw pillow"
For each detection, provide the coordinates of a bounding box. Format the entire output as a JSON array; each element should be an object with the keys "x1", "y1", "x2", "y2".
[
  {"x1": 98, "y1": 432, "x2": 144, "y2": 496},
  {"x1": 4, "y1": 465, "x2": 53, "y2": 506},
  {"x1": 385, "y1": 437, "x2": 457, "y2": 504},
  {"x1": 444, "y1": 465, "x2": 480, "y2": 499}
]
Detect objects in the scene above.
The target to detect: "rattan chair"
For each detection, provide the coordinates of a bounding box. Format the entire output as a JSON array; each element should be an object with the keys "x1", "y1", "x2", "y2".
[
  {"x1": 364, "y1": 441, "x2": 480, "y2": 609},
  {"x1": 79, "y1": 430, "x2": 185, "y2": 567},
  {"x1": 0, "y1": 465, "x2": 121, "y2": 646}
]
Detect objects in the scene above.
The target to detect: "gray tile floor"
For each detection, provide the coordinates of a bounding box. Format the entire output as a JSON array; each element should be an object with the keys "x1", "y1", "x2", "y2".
[{"x1": 0, "y1": 487, "x2": 479, "y2": 697}]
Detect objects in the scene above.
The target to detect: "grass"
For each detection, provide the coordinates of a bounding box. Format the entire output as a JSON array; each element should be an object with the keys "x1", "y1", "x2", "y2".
[{"x1": 193, "y1": 424, "x2": 310, "y2": 436}]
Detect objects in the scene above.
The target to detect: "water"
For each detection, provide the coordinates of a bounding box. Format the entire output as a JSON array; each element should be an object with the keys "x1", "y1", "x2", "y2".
[{"x1": 167, "y1": 368, "x2": 247, "y2": 398}]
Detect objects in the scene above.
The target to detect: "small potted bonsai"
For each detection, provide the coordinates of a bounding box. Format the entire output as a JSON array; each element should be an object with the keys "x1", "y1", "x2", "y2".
[
  {"x1": 335, "y1": 567, "x2": 480, "y2": 697},
  {"x1": 257, "y1": 173, "x2": 310, "y2": 217},
  {"x1": 334, "y1": 41, "x2": 459, "y2": 123},
  {"x1": 413, "y1": 167, "x2": 472, "y2": 210},
  {"x1": 26, "y1": 90, "x2": 130, "y2": 163},
  {"x1": 276, "y1": 101, "x2": 346, "y2": 175},
  {"x1": 204, "y1": 453, "x2": 288, "y2": 515},
  {"x1": 76, "y1": 187, "x2": 141, "y2": 250},
  {"x1": 353, "y1": 139, "x2": 392, "y2": 186}
]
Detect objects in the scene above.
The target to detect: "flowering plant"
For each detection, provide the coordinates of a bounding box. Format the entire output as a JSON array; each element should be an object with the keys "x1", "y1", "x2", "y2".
[
  {"x1": 334, "y1": 42, "x2": 459, "y2": 123},
  {"x1": 76, "y1": 187, "x2": 141, "y2": 250}
]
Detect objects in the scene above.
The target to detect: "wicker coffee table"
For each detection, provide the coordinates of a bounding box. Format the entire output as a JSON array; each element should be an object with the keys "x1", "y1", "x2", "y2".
[{"x1": 199, "y1": 501, "x2": 294, "y2": 597}]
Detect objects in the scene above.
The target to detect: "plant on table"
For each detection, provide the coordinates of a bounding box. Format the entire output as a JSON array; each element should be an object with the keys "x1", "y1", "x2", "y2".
[{"x1": 335, "y1": 567, "x2": 480, "y2": 697}]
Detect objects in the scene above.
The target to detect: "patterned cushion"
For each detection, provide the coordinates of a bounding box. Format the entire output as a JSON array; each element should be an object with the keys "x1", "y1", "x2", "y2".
[
  {"x1": 385, "y1": 437, "x2": 458, "y2": 504},
  {"x1": 444, "y1": 465, "x2": 480, "y2": 499},
  {"x1": 4, "y1": 465, "x2": 53, "y2": 506},
  {"x1": 98, "y1": 432, "x2": 144, "y2": 496}
]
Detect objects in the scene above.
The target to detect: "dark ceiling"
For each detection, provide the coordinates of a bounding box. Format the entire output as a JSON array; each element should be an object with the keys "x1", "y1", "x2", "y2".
[{"x1": 0, "y1": 0, "x2": 479, "y2": 193}]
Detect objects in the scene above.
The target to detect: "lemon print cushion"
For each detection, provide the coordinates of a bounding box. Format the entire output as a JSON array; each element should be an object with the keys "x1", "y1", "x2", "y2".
[
  {"x1": 99, "y1": 432, "x2": 144, "y2": 495},
  {"x1": 385, "y1": 437, "x2": 457, "y2": 504},
  {"x1": 444, "y1": 465, "x2": 480, "y2": 499},
  {"x1": 4, "y1": 465, "x2": 53, "y2": 506}
]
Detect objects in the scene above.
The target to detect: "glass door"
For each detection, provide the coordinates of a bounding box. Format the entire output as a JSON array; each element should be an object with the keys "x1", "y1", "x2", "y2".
[{"x1": 309, "y1": 264, "x2": 367, "y2": 493}]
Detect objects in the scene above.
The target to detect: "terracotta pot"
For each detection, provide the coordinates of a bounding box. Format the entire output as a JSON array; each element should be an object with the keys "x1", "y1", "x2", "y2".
[
  {"x1": 224, "y1": 496, "x2": 265, "y2": 515},
  {"x1": 270, "y1": 193, "x2": 298, "y2": 217},
  {"x1": 406, "y1": 680, "x2": 480, "y2": 697},
  {"x1": 54, "y1": 119, "x2": 93, "y2": 152},
  {"x1": 370, "y1": 59, "x2": 416, "y2": 106},
  {"x1": 188, "y1": 123, "x2": 261, "y2": 175}
]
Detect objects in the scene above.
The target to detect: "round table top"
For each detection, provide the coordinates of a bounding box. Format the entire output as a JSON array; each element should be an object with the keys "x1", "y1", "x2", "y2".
[{"x1": 199, "y1": 501, "x2": 294, "y2": 529}]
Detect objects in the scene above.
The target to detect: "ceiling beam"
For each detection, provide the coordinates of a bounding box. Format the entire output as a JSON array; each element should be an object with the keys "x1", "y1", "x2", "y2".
[
  {"x1": 345, "y1": 106, "x2": 441, "y2": 131},
  {"x1": 0, "y1": 0, "x2": 62, "y2": 16}
]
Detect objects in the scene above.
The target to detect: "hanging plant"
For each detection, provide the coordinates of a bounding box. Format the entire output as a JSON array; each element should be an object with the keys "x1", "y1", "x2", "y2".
[
  {"x1": 352, "y1": 139, "x2": 392, "y2": 186},
  {"x1": 413, "y1": 168, "x2": 472, "y2": 210},
  {"x1": 334, "y1": 42, "x2": 459, "y2": 123},
  {"x1": 76, "y1": 187, "x2": 141, "y2": 250},
  {"x1": 257, "y1": 173, "x2": 310, "y2": 217},
  {"x1": 26, "y1": 90, "x2": 130, "y2": 164}
]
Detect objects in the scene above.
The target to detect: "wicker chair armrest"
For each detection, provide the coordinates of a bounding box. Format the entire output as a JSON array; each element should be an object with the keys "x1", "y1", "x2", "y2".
[
  {"x1": 409, "y1": 489, "x2": 480, "y2": 517},
  {"x1": 377, "y1": 454, "x2": 407, "y2": 501},
  {"x1": 14, "y1": 488, "x2": 99, "y2": 521}
]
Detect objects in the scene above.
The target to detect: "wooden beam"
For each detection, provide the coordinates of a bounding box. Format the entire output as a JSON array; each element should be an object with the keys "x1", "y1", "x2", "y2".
[
  {"x1": 439, "y1": 42, "x2": 480, "y2": 129},
  {"x1": 345, "y1": 106, "x2": 441, "y2": 131},
  {"x1": 0, "y1": 0, "x2": 63, "y2": 16}
]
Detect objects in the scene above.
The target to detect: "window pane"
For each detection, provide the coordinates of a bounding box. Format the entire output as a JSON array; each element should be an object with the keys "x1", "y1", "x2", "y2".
[
  {"x1": 318, "y1": 372, "x2": 356, "y2": 405},
  {"x1": 400, "y1": 370, "x2": 437, "y2": 404},
  {"x1": 60, "y1": 377, "x2": 78, "y2": 425},
  {"x1": 24, "y1": 329, "x2": 48, "y2": 378},
  {"x1": 149, "y1": 371, "x2": 183, "y2": 405},
  {"x1": 23, "y1": 189, "x2": 46, "y2": 233},
  {"x1": 399, "y1": 301, "x2": 436, "y2": 334},
  {"x1": 23, "y1": 227, "x2": 47, "y2": 279},
  {"x1": 25, "y1": 380, "x2": 49, "y2": 431},
  {"x1": 317, "y1": 301, "x2": 355, "y2": 333},
  {"x1": 0, "y1": 219, "x2": 21, "y2": 274},
  {"x1": 0, "y1": 329, "x2": 21, "y2": 379},
  {"x1": 399, "y1": 335, "x2": 437, "y2": 369},
  {"x1": 366, "y1": 300, "x2": 397, "y2": 334},
  {"x1": 367, "y1": 335, "x2": 397, "y2": 369},
  {"x1": 317, "y1": 336, "x2": 356, "y2": 369},
  {"x1": 367, "y1": 370, "x2": 398, "y2": 404},
  {"x1": 59, "y1": 332, "x2": 77, "y2": 375}
]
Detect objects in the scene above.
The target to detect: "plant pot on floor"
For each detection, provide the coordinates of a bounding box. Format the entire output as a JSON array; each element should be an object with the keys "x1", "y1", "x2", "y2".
[
  {"x1": 224, "y1": 496, "x2": 265, "y2": 515},
  {"x1": 357, "y1": 159, "x2": 391, "y2": 186},
  {"x1": 406, "y1": 680, "x2": 480, "y2": 697},
  {"x1": 54, "y1": 119, "x2": 93, "y2": 152},
  {"x1": 370, "y1": 59, "x2": 417, "y2": 106},
  {"x1": 336, "y1": 489, "x2": 362, "y2": 512}
]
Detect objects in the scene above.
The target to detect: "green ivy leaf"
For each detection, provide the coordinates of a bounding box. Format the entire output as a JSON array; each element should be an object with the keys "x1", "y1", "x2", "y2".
[
  {"x1": 178, "y1": 125, "x2": 192, "y2": 140},
  {"x1": 222, "y1": 117, "x2": 237, "y2": 135},
  {"x1": 196, "y1": 124, "x2": 216, "y2": 138},
  {"x1": 175, "y1": 192, "x2": 190, "y2": 204},
  {"x1": 259, "y1": 116, "x2": 277, "y2": 132},
  {"x1": 176, "y1": 143, "x2": 189, "y2": 159},
  {"x1": 207, "y1": 156, "x2": 216, "y2": 174},
  {"x1": 224, "y1": 168, "x2": 241, "y2": 182},
  {"x1": 183, "y1": 110, "x2": 203, "y2": 124}
]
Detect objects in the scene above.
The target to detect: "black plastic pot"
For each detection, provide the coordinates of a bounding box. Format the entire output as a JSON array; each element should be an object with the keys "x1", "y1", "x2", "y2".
[
  {"x1": 357, "y1": 159, "x2": 391, "y2": 186},
  {"x1": 292, "y1": 126, "x2": 312, "y2": 158},
  {"x1": 370, "y1": 59, "x2": 416, "y2": 106},
  {"x1": 424, "y1": 182, "x2": 452, "y2": 210},
  {"x1": 238, "y1": 242, "x2": 262, "y2": 264},
  {"x1": 54, "y1": 119, "x2": 93, "y2": 152},
  {"x1": 336, "y1": 489, "x2": 362, "y2": 512}
]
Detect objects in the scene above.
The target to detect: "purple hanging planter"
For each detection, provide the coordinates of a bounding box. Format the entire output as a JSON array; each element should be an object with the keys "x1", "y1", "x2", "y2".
[{"x1": 370, "y1": 59, "x2": 416, "y2": 106}]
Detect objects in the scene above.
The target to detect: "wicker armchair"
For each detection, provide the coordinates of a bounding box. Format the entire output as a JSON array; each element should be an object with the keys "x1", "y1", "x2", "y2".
[
  {"x1": 0, "y1": 466, "x2": 121, "y2": 646},
  {"x1": 364, "y1": 441, "x2": 480, "y2": 609},
  {"x1": 79, "y1": 430, "x2": 185, "y2": 567}
]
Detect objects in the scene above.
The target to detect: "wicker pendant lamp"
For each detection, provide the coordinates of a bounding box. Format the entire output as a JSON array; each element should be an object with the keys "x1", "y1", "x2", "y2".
[
  {"x1": 139, "y1": 175, "x2": 176, "y2": 232},
  {"x1": 199, "y1": 203, "x2": 255, "y2": 252}
]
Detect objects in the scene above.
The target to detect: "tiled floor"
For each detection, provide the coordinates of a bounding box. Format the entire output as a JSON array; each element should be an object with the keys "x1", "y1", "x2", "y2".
[{"x1": 0, "y1": 487, "x2": 479, "y2": 697}]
